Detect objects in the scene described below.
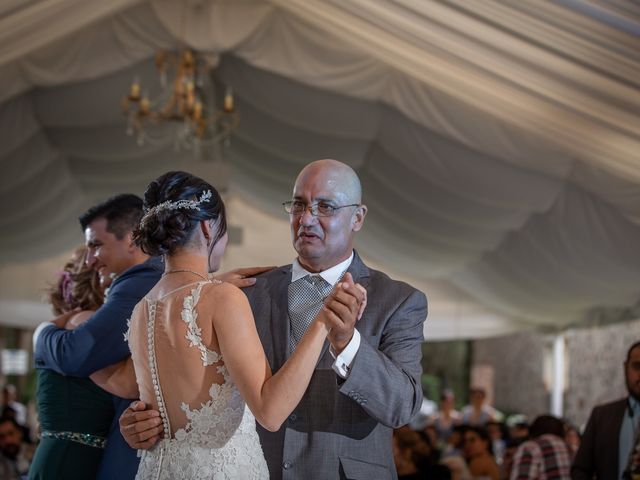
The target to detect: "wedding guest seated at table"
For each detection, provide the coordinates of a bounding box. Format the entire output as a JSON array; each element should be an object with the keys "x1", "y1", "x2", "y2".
[
  {"x1": 508, "y1": 418, "x2": 531, "y2": 443},
  {"x1": 394, "y1": 426, "x2": 428, "y2": 479},
  {"x1": 461, "y1": 387, "x2": 500, "y2": 427},
  {"x1": 509, "y1": 414, "x2": 571, "y2": 480},
  {"x1": 0, "y1": 416, "x2": 35, "y2": 480},
  {"x1": 462, "y1": 426, "x2": 500, "y2": 480},
  {"x1": 0, "y1": 406, "x2": 31, "y2": 446},
  {"x1": 486, "y1": 420, "x2": 508, "y2": 466},
  {"x1": 2, "y1": 386, "x2": 27, "y2": 428},
  {"x1": 429, "y1": 389, "x2": 462, "y2": 444}
]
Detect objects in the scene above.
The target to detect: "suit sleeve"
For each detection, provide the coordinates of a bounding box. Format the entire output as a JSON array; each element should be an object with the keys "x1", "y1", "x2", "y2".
[
  {"x1": 571, "y1": 407, "x2": 597, "y2": 480},
  {"x1": 339, "y1": 288, "x2": 427, "y2": 428},
  {"x1": 34, "y1": 274, "x2": 144, "y2": 377}
]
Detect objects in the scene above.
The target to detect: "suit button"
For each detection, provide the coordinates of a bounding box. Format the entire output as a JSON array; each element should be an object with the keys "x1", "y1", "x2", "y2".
[
  {"x1": 283, "y1": 461, "x2": 292, "y2": 470},
  {"x1": 289, "y1": 413, "x2": 297, "y2": 422}
]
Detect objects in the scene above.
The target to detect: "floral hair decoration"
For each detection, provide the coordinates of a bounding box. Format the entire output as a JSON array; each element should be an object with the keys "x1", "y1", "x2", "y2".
[
  {"x1": 60, "y1": 270, "x2": 74, "y2": 306},
  {"x1": 140, "y1": 190, "x2": 212, "y2": 228}
]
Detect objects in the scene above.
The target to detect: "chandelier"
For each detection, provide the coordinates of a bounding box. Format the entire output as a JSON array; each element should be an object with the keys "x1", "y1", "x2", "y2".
[{"x1": 122, "y1": 49, "x2": 239, "y2": 153}]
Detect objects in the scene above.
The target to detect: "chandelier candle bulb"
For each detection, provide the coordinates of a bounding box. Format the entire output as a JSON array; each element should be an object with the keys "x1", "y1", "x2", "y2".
[
  {"x1": 129, "y1": 81, "x2": 141, "y2": 100},
  {"x1": 193, "y1": 102, "x2": 203, "y2": 121},
  {"x1": 140, "y1": 95, "x2": 150, "y2": 114},
  {"x1": 224, "y1": 89, "x2": 234, "y2": 112}
]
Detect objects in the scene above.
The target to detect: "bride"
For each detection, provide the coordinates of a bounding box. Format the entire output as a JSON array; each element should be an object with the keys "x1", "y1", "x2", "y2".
[{"x1": 93, "y1": 170, "x2": 365, "y2": 479}]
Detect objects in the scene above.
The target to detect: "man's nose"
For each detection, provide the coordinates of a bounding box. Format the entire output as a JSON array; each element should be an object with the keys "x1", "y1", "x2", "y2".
[
  {"x1": 299, "y1": 207, "x2": 318, "y2": 226},
  {"x1": 85, "y1": 250, "x2": 97, "y2": 268}
]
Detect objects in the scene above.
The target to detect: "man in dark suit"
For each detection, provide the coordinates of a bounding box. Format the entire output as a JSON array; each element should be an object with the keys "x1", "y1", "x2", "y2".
[
  {"x1": 34, "y1": 194, "x2": 160, "y2": 480},
  {"x1": 34, "y1": 194, "x2": 262, "y2": 480},
  {"x1": 571, "y1": 340, "x2": 640, "y2": 480},
  {"x1": 121, "y1": 159, "x2": 428, "y2": 479}
]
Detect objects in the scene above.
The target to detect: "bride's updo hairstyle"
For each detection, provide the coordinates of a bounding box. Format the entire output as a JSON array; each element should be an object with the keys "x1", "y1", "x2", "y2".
[{"x1": 133, "y1": 171, "x2": 227, "y2": 257}]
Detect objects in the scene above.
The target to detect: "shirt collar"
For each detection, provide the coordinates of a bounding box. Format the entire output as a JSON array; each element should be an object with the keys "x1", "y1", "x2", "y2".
[{"x1": 291, "y1": 252, "x2": 354, "y2": 286}]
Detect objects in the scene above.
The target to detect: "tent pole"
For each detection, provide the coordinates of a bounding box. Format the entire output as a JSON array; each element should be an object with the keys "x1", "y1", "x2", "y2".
[{"x1": 551, "y1": 334, "x2": 565, "y2": 417}]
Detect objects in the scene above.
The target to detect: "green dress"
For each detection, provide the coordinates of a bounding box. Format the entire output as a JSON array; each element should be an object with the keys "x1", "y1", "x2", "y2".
[{"x1": 29, "y1": 369, "x2": 114, "y2": 480}]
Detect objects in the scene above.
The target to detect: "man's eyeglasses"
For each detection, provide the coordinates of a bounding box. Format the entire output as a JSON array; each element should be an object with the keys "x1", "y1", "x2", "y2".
[{"x1": 282, "y1": 201, "x2": 359, "y2": 217}]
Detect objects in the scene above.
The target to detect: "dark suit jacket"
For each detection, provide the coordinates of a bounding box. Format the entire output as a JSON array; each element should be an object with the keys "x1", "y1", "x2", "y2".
[
  {"x1": 35, "y1": 257, "x2": 162, "y2": 480},
  {"x1": 571, "y1": 397, "x2": 628, "y2": 480},
  {"x1": 244, "y1": 252, "x2": 427, "y2": 480}
]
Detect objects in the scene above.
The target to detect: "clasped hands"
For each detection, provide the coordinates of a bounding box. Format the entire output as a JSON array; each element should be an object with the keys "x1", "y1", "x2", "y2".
[{"x1": 320, "y1": 272, "x2": 367, "y2": 354}]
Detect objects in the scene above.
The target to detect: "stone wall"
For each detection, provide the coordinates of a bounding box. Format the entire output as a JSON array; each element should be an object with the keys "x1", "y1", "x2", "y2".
[
  {"x1": 472, "y1": 330, "x2": 549, "y2": 420},
  {"x1": 471, "y1": 318, "x2": 640, "y2": 428},
  {"x1": 563, "y1": 320, "x2": 637, "y2": 426}
]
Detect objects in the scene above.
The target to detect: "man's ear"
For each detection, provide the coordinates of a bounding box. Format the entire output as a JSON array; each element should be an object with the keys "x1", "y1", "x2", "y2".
[
  {"x1": 352, "y1": 204, "x2": 367, "y2": 232},
  {"x1": 125, "y1": 232, "x2": 137, "y2": 252}
]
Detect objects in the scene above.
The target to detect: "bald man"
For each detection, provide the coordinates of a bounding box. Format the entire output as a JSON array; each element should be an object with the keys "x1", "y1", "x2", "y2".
[{"x1": 121, "y1": 160, "x2": 428, "y2": 479}]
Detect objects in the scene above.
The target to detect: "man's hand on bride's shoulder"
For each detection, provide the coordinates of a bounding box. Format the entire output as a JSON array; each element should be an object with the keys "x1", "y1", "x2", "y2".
[
  {"x1": 51, "y1": 308, "x2": 81, "y2": 329},
  {"x1": 119, "y1": 400, "x2": 163, "y2": 450},
  {"x1": 213, "y1": 266, "x2": 277, "y2": 288}
]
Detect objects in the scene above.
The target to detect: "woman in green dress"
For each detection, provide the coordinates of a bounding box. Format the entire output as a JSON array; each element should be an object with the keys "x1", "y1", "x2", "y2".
[{"x1": 30, "y1": 248, "x2": 115, "y2": 479}]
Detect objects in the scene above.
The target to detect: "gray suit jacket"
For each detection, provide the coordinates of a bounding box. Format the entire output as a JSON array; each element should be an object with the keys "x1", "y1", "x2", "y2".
[
  {"x1": 244, "y1": 252, "x2": 427, "y2": 480},
  {"x1": 571, "y1": 398, "x2": 628, "y2": 480}
]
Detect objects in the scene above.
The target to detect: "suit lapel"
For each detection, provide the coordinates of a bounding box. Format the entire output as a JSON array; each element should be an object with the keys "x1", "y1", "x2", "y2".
[
  {"x1": 347, "y1": 251, "x2": 371, "y2": 290},
  {"x1": 268, "y1": 266, "x2": 292, "y2": 371}
]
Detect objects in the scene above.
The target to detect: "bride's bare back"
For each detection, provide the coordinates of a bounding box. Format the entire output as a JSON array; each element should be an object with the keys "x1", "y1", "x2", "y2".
[{"x1": 126, "y1": 279, "x2": 268, "y2": 478}]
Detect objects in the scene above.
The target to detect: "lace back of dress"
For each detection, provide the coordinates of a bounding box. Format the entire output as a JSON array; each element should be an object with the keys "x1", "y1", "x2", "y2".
[
  {"x1": 132, "y1": 280, "x2": 245, "y2": 448},
  {"x1": 131, "y1": 280, "x2": 270, "y2": 480}
]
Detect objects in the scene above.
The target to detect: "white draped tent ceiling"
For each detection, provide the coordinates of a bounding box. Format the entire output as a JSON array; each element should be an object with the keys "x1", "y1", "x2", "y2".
[{"x1": 0, "y1": 0, "x2": 639, "y2": 340}]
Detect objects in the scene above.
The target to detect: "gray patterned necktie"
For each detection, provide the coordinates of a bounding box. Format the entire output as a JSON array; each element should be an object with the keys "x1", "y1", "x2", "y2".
[{"x1": 288, "y1": 274, "x2": 333, "y2": 351}]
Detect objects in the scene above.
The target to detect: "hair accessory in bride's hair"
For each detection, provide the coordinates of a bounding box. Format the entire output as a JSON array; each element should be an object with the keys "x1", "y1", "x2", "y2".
[{"x1": 140, "y1": 190, "x2": 212, "y2": 227}]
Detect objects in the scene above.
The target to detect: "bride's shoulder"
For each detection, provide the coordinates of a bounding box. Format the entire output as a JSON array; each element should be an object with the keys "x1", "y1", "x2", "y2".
[
  {"x1": 201, "y1": 278, "x2": 240, "y2": 294},
  {"x1": 199, "y1": 280, "x2": 249, "y2": 308}
]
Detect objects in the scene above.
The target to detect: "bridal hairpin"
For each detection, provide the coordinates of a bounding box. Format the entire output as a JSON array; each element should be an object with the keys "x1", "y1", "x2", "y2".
[{"x1": 140, "y1": 190, "x2": 212, "y2": 227}]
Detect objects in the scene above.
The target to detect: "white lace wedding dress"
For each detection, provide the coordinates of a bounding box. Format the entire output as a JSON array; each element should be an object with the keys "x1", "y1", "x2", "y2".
[{"x1": 126, "y1": 280, "x2": 269, "y2": 479}]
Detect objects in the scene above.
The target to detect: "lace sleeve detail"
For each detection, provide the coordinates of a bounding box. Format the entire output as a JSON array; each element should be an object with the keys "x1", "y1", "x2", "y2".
[
  {"x1": 123, "y1": 317, "x2": 131, "y2": 345},
  {"x1": 182, "y1": 281, "x2": 221, "y2": 366},
  {"x1": 124, "y1": 301, "x2": 142, "y2": 347}
]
